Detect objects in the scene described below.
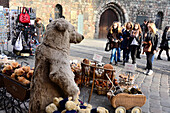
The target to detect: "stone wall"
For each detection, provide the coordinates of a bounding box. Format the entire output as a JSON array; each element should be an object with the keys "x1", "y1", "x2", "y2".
[
  {"x1": 0, "y1": 0, "x2": 9, "y2": 8},
  {"x1": 9, "y1": 0, "x2": 170, "y2": 39}
]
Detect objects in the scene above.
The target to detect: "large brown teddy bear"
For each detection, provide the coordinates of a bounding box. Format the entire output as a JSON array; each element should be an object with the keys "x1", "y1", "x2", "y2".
[{"x1": 29, "y1": 18, "x2": 84, "y2": 113}]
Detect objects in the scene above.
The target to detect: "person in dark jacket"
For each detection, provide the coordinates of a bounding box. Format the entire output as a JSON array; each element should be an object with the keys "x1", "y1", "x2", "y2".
[
  {"x1": 121, "y1": 22, "x2": 133, "y2": 65},
  {"x1": 157, "y1": 26, "x2": 170, "y2": 61},
  {"x1": 107, "y1": 22, "x2": 123, "y2": 65},
  {"x1": 143, "y1": 23, "x2": 159, "y2": 75},
  {"x1": 129, "y1": 23, "x2": 142, "y2": 64}
]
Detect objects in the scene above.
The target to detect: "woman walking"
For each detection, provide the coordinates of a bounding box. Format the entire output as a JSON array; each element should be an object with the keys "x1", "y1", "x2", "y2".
[
  {"x1": 121, "y1": 22, "x2": 133, "y2": 65},
  {"x1": 129, "y1": 23, "x2": 142, "y2": 64},
  {"x1": 143, "y1": 23, "x2": 159, "y2": 75},
  {"x1": 107, "y1": 22, "x2": 123, "y2": 65},
  {"x1": 157, "y1": 26, "x2": 170, "y2": 61}
]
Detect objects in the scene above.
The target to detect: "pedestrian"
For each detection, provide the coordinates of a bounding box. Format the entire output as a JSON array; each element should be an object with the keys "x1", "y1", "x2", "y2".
[
  {"x1": 34, "y1": 18, "x2": 45, "y2": 44},
  {"x1": 143, "y1": 23, "x2": 159, "y2": 75},
  {"x1": 129, "y1": 23, "x2": 142, "y2": 64},
  {"x1": 121, "y1": 22, "x2": 133, "y2": 65},
  {"x1": 157, "y1": 26, "x2": 170, "y2": 61},
  {"x1": 107, "y1": 22, "x2": 123, "y2": 65}
]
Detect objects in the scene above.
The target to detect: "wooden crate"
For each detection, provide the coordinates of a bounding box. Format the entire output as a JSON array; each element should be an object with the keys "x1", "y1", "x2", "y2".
[{"x1": 3, "y1": 74, "x2": 30, "y2": 101}]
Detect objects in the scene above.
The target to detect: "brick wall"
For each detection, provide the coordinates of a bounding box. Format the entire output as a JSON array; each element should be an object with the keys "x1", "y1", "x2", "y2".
[{"x1": 9, "y1": 0, "x2": 170, "y2": 39}]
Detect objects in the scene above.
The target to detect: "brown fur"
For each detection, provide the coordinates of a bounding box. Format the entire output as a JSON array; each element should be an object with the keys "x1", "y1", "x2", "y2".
[{"x1": 29, "y1": 18, "x2": 84, "y2": 113}]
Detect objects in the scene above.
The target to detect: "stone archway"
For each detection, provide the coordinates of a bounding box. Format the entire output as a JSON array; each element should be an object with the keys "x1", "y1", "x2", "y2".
[{"x1": 95, "y1": 2, "x2": 128, "y2": 38}]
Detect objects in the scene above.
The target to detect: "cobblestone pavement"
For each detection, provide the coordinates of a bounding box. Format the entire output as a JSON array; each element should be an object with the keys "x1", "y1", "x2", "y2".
[{"x1": 0, "y1": 39, "x2": 170, "y2": 113}]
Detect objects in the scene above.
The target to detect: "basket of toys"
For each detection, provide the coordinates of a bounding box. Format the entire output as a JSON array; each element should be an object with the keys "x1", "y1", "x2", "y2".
[
  {"x1": 1, "y1": 62, "x2": 34, "y2": 101},
  {"x1": 106, "y1": 73, "x2": 146, "y2": 113}
]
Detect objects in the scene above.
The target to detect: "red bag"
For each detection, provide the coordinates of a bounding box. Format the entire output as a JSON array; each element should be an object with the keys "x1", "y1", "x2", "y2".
[{"x1": 19, "y1": 7, "x2": 30, "y2": 23}]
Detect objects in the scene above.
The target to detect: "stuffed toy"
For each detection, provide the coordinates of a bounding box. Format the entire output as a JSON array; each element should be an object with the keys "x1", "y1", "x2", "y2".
[
  {"x1": 45, "y1": 103, "x2": 58, "y2": 113},
  {"x1": 46, "y1": 97, "x2": 108, "y2": 113},
  {"x1": 83, "y1": 59, "x2": 91, "y2": 65},
  {"x1": 53, "y1": 97, "x2": 64, "y2": 107},
  {"x1": 11, "y1": 68, "x2": 25, "y2": 80},
  {"x1": 26, "y1": 70, "x2": 34, "y2": 80},
  {"x1": 11, "y1": 62, "x2": 21, "y2": 69},
  {"x1": 22, "y1": 66, "x2": 31, "y2": 73},
  {"x1": 17, "y1": 76, "x2": 30, "y2": 86},
  {"x1": 2, "y1": 65, "x2": 13, "y2": 75},
  {"x1": 91, "y1": 107, "x2": 109, "y2": 113}
]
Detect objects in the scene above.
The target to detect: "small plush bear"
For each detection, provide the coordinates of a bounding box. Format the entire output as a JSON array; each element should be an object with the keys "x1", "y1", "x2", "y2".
[
  {"x1": 91, "y1": 107, "x2": 109, "y2": 113},
  {"x1": 11, "y1": 68, "x2": 25, "y2": 80},
  {"x1": 11, "y1": 62, "x2": 21, "y2": 69},
  {"x1": 26, "y1": 70, "x2": 34, "y2": 80},
  {"x1": 46, "y1": 103, "x2": 58, "y2": 113},
  {"x1": 2, "y1": 65, "x2": 13, "y2": 75},
  {"x1": 22, "y1": 66, "x2": 31, "y2": 73}
]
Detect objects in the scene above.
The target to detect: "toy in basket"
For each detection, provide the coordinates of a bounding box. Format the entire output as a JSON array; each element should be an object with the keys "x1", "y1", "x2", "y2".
[
  {"x1": 1, "y1": 62, "x2": 34, "y2": 101},
  {"x1": 70, "y1": 61, "x2": 82, "y2": 86},
  {"x1": 106, "y1": 74, "x2": 146, "y2": 113}
]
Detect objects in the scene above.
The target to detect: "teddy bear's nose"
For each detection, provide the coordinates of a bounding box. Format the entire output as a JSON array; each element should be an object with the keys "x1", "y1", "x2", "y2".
[{"x1": 82, "y1": 36, "x2": 84, "y2": 40}]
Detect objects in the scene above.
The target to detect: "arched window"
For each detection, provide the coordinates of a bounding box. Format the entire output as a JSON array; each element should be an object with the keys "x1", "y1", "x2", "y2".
[
  {"x1": 55, "y1": 4, "x2": 62, "y2": 19},
  {"x1": 155, "y1": 12, "x2": 163, "y2": 29}
]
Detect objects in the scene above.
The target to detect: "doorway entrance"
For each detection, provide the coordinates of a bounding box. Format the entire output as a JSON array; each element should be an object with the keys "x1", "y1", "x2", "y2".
[{"x1": 99, "y1": 9, "x2": 118, "y2": 39}]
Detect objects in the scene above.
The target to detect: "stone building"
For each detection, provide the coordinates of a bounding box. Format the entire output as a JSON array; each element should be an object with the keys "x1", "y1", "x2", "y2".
[{"x1": 1, "y1": 0, "x2": 170, "y2": 38}]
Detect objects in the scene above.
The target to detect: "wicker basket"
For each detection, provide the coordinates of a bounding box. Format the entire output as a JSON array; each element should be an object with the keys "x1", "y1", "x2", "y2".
[
  {"x1": 107, "y1": 93, "x2": 146, "y2": 110},
  {"x1": 96, "y1": 85, "x2": 109, "y2": 95},
  {"x1": 3, "y1": 74, "x2": 30, "y2": 101}
]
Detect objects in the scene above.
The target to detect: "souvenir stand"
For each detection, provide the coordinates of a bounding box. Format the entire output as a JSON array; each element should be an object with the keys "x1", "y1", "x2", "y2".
[
  {"x1": 11, "y1": 7, "x2": 37, "y2": 58},
  {"x1": 0, "y1": 6, "x2": 8, "y2": 55},
  {"x1": 0, "y1": 6, "x2": 36, "y2": 113}
]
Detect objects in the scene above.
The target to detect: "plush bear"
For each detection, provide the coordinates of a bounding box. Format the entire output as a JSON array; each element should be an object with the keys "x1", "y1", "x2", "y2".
[
  {"x1": 2, "y1": 65, "x2": 13, "y2": 75},
  {"x1": 46, "y1": 103, "x2": 58, "y2": 113},
  {"x1": 83, "y1": 59, "x2": 91, "y2": 65},
  {"x1": 17, "y1": 76, "x2": 30, "y2": 86},
  {"x1": 26, "y1": 70, "x2": 34, "y2": 80},
  {"x1": 22, "y1": 66, "x2": 31, "y2": 73},
  {"x1": 11, "y1": 68, "x2": 25, "y2": 81},
  {"x1": 11, "y1": 62, "x2": 20, "y2": 69},
  {"x1": 91, "y1": 107, "x2": 109, "y2": 113},
  {"x1": 29, "y1": 18, "x2": 84, "y2": 113}
]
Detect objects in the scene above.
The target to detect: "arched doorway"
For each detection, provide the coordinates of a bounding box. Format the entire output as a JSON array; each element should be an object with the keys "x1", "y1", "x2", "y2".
[
  {"x1": 99, "y1": 9, "x2": 118, "y2": 39},
  {"x1": 155, "y1": 12, "x2": 163, "y2": 29},
  {"x1": 95, "y1": 2, "x2": 128, "y2": 39},
  {"x1": 55, "y1": 4, "x2": 63, "y2": 19}
]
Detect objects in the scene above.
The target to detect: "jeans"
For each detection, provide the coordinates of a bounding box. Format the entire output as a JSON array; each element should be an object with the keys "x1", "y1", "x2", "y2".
[
  {"x1": 117, "y1": 48, "x2": 121, "y2": 61},
  {"x1": 110, "y1": 48, "x2": 118, "y2": 63},
  {"x1": 151, "y1": 54, "x2": 155, "y2": 63}
]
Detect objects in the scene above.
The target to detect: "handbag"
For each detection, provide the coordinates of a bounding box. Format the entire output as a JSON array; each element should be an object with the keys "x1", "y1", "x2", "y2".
[
  {"x1": 143, "y1": 44, "x2": 152, "y2": 53},
  {"x1": 105, "y1": 42, "x2": 111, "y2": 51},
  {"x1": 14, "y1": 31, "x2": 23, "y2": 51},
  {"x1": 19, "y1": 7, "x2": 30, "y2": 23},
  {"x1": 29, "y1": 8, "x2": 36, "y2": 20}
]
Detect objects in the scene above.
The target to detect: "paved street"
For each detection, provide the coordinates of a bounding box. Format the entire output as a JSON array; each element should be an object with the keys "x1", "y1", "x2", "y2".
[
  {"x1": 0, "y1": 38, "x2": 170, "y2": 113},
  {"x1": 70, "y1": 39, "x2": 170, "y2": 113}
]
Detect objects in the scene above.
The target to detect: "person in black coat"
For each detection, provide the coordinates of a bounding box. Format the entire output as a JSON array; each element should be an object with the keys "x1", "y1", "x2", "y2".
[
  {"x1": 143, "y1": 23, "x2": 159, "y2": 75},
  {"x1": 107, "y1": 22, "x2": 123, "y2": 65},
  {"x1": 157, "y1": 26, "x2": 170, "y2": 61},
  {"x1": 121, "y1": 22, "x2": 133, "y2": 65},
  {"x1": 129, "y1": 23, "x2": 142, "y2": 64}
]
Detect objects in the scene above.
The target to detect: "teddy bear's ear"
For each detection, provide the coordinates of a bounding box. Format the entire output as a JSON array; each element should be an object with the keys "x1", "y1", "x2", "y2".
[{"x1": 55, "y1": 22, "x2": 68, "y2": 31}]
